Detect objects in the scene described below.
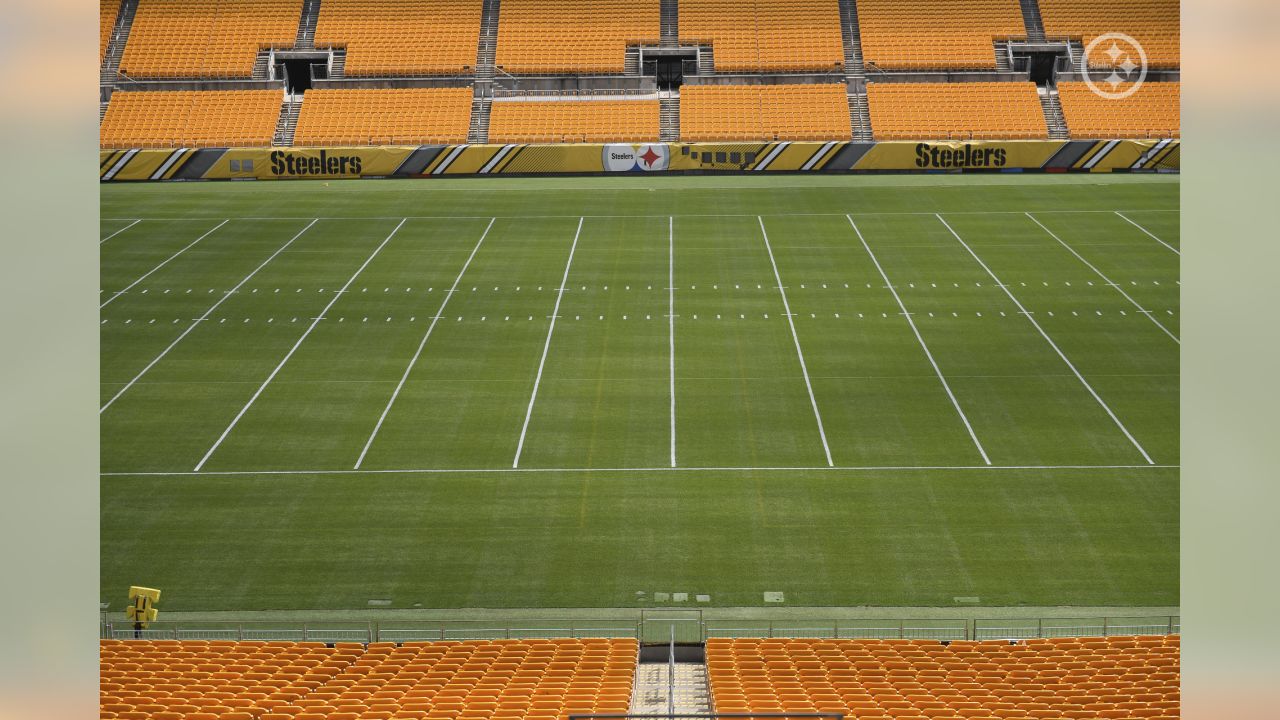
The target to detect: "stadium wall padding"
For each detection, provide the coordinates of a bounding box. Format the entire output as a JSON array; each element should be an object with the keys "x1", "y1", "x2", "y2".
[{"x1": 100, "y1": 140, "x2": 1180, "y2": 181}]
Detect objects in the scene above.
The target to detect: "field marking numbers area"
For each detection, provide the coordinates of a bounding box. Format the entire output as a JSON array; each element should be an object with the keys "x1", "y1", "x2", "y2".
[
  {"x1": 354, "y1": 218, "x2": 496, "y2": 469},
  {"x1": 513, "y1": 217, "x2": 584, "y2": 468},
  {"x1": 102, "y1": 463, "x2": 1178, "y2": 478},
  {"x1": 100, "y1": 219, "x2": 320, "y2": 414},
  {"x1": 1025, "y1": 213, "x2": 1179, "y2": 344},
  {"x1": 936, "y1": 214, "x2": 1155, "y2": 465},
  {"x1": 1114, "y1": 212, "x2": 1180, "y2": 256},
  {"x1": 848, "y1": 215, "x2": 991, "y2": 465},
  {"x1": 194, "y1": 219, "x2": 408, "y2": 472},
  {"x1": 101, "y1": 220, "x2": 230, "y2": 309},
  {"x1": 759, "y1": 216, "x2": 834, "y2": 467},
  {"x1": 100, "y1": 219, "x2": 141, "y2": 244}
]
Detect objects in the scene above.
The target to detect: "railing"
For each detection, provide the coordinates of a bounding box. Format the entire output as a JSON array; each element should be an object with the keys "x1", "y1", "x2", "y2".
[{"x1": 101, "y1": 615, "x2": 1179, "y2": 643}]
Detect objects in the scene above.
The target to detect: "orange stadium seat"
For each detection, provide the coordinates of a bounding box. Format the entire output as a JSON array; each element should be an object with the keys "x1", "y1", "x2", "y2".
[
  {"x1": 1039, "y1": 0, "x2": 1179, "y2": 69},
  {"x1": 496, "y1": 1, "x2": 660, "y2": 75},
  {"x1": 100, "y1": 90, "x2": 282, "y2": 148},
  {"x1": 314, "y1": 0, "x2": 482, "y2": 77},
  {"x1": 707, "y1": 636, "x2": 1179, "y2": 720},
  {"x1": 119, "y1": 0, "x2": 301, "y2": 79},
  {"x1": 679, "y1": 84, "x2": 851, "y2": 141},
  {"x1": 488, "y1": 99, "x2": 660, "y2": 144},
  {"x1": 679, "y1": 0, "x2": 845, "y2": 72},
  {"x1": 291, "y1": 88, "x2": 474, "y2": 146},
  {"x1": 857, "y1": 0, "x2": 1027, "y2": 70},
  {"x1": 101, "y1": 0, "x2": 121, "y2": 62},
  {"x1": 1057, "y1": 81, "x2": 1179, "y2": 139},
  {"x1": 866, "y1": 82, "x2": 1048, "y2": 140},
  {"x1": 102, "y1": 639, "x2": 639, "y2": 720}
]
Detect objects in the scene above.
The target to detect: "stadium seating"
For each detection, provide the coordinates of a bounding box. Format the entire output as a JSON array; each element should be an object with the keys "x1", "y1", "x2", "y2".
[
  {"x1": 707, "y1": 635, "x2": 1180, "y2": 719},
  {"x1": 488, "y1": 100, "x2": 661, "y2": 144},
  {"x1": 495, "y1": 1, "x2": 660, "y2": 75},
  {"x1": 857, "y1": 0, "x2": 1027, "y2": 70},
  {"x1": 1057, "y1": 81, "x2": 1180, "y2": 139},
  {"x1": 679, "y1": 84, "x2": 852, "y2": 141},
  {"x1": 314, "y1": 0, "x2": 483, "y2": 77},
  {"x1": 292, "y1": 88, "x2": 474, "y2": 146},
  {"x1": 100, "y1": 90, "x2": 282, "y2": 148},
  {"x1": 866, "y1": 82, "x2": 1048, "y2": 140},
  {"x1": 100, "y1": 638, "x2": 639, "y2": 720},
  {"x1": 101, "y1": 0, "x2": 120, "y2": 63},
  {"x1": 678, "y1": 0, "x2": 845, "y2": 73},
  {"x1": 119, "y1": 0, "x2": 301, "y2": 79},
  {"x1": 1039, "y1": 0, "x2": 1180, "y2": 69}
]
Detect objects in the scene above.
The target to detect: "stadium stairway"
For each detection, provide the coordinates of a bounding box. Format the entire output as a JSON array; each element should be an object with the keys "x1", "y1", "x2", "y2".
[
  {"x1": 630, "y1": 657, "x2": 712, "y2": 715},
  {"x1": 296, "y1": 0, "x2": 321, "y2": 49},
  {"x1": 661, "y1": 0, "x2": 679, "y2": 47},
  {"x1": 100, "y1": 0, "x2": 138, "y2": 86},
  {"x1": 838, "y1": 0, "x2": 873, "y2": 141},
  {"x1": 847, "y1": 91, "x2": 873, "y2": 141},
  {"x1": 274, "y1": 94, "x2": 303, "y2": 146},
  {"x1": 329, "y1": 47, "x2": 347, "y2": 78},
  {"x1": 1039, "y1": 85, "x2": 1070, "y2": 139},
  {"x1": 469, "y1": 0, "x2": 501, "y2": 143},
  {"x1": 660, "y1": 92, "x2": 680, "y2": 141},
  {"x1": 994, "y1": 41, "x2": 1014, "y2": 72},
  {"x1": 1020, "y1": 0, "x2": 1049, "y2": 42},
  {"x1": 252, "y1": 50, "x2": 271, "y2": 80},
  {"x1": 697, "y1": 45, "x2": 714, "y2": 75}
]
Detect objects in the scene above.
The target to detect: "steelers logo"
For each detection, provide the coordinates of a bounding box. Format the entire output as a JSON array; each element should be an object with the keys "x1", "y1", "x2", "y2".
[{"x1": 1082, "y1": 32, "x2": 1148, "y2": 100}]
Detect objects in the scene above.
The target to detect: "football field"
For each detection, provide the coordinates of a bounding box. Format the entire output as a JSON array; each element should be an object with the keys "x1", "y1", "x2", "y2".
[{"x1": 100, "y1": 174, "x2": 1178, "y2": 612}]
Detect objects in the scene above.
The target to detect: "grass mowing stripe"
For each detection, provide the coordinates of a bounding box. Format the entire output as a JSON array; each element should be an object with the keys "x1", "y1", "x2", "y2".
[
  {"x1": 354, "y1": 218, "x2": 497, "y2": 469},
  {"x1": 99, "y1": 218, "x2": 140, "y2": 244},
  {"x1": 100, "y1": 220, "x2": 229, "y2": 309},
  {"x1": 759, "y1": 216, "x2": 834, "y2": 467},
  {"x1": 99, "y1": 219, "x2": 320, "y2": 414},
  {"x1": 669, "y1": 216, "x2": 676, "y2": 468},
  {"x1": 513, "y1": 217, "x2": 584, "y2": 468},
  {"x1": 1025, "y1": 213, "x2": 1179, "y2": 344},
  {"x1": 1115, "y1": 211, "x2": 1180, "y2": 255},
  {"x1": 847, "y1": 215, "x2": 991, "y2": 465},
  {"x1": 194, "y1": 219, "x2": 409, "y2": 472},
  {"x1": 936, "y1": 213, "x2": 1156, "y2": 465}
]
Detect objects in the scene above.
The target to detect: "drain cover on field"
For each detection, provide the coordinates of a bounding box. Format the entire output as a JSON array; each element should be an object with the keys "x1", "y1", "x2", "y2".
[
  {"x1": 653, "y1": 592, "x2": 670, "y2": 602},
  {"x1": 954, "y1": 596, "x2": 981, "y2": 604},
  {"x1": 763, "y1": 592, "x2": 785, "y2": 603},
  {"x1": 672, "y1": 593, "x2": 688, "y2": 602},
  {"x1": 696, "y1": 595, "x2": 711, "y2": 603},
  {"x1": 367, "y1": 599, "x2": 392, "y2": 606}
]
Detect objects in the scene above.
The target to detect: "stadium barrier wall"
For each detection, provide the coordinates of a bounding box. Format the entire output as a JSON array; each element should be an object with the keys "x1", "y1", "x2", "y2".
[{"x1": 99, "y1": 140, "x2": 1179, "y2": 181}]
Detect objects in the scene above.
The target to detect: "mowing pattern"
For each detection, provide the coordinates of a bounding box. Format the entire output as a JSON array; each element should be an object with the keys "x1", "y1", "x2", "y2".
[{"x1": 99, "y1": 177, "x2": 1179, "y2": 610}]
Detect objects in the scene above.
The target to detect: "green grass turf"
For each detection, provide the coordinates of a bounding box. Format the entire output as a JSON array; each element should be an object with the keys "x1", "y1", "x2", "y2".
[{"x1": 100, "y1": 174, "x2": 1179, "y2": 612}]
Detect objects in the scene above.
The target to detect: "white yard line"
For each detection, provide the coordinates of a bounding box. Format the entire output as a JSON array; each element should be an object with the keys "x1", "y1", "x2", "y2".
[
  {"x1": 1115, "y1": 211, "x2": 1180, "y2": 256},
  {"x1": 936, "y1": 214, "x2": 1155, "y2": 465},
  {"x1": 99, "y1": 219, "x2": 320, "y2": 414},
  {"x1": 669, "y1": 216, "x2": 677, "y2": 468},
  {"x1": 1026, "y1": 213, "x2": 1179, "y2": 344},
  {"x1": 758, "y1": 216, "x2": 835, "y2": 467},
  {"x1": 193, "y1": 219, "x2": 408, "y2": 472},
  {"x1": 848, "y1": 215, "x2": 991, "y2": 465},
  {"x1": 100, "y1": 220, "x2": 230, "y2": 309},
  {"x1": 101, "y1": 463, "x2": 1179, "y2": 478},
  {"x1": 512, "y1": 217, "x2": 584, "y2": 468},
  {"x1": 100, "y1": 219, "x2": 141, "y2": 244},
  {"x1": 354, "y1": 218, "x2": 496, "y2": 469}
]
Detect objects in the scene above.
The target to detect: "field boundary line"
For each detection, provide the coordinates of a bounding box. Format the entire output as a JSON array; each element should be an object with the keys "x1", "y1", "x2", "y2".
[
  {"x1": 194, "y1": 219, "x2": 409, "y2": 472},
  {"x1": 759, "y1": 216, "x2": 834, "y2": 467},
  {"x1": 1026, "y1": 213, "x2": 1179, "y2": 344},
  {"x1": 354, "y1": 218, "x2": 496, "y2": 469},
  {"x1": 669, "y1": 216, "x2": 677, "y2": 468},
  {"x1": 101, "y1": 209, "x2": 1180, "y2": 222},
  {"x1": 101, "y1": 463, "x2": 1179, "y2": 477},
  {"x1": 848, "y1": 215, "x2": 991, "y2": 465},
  {"x1": 1114, "y1": 212, "x2": 1180, "y2": 255},
  {"x1": 100, "y1": 219, "x2": 141, "y2": 244},
  {"x1": 936, "y1": 214, "x2": 1155, "y2": 465},
  {"x1": 99, "y1": 219, "x2": 320, "y2": 414},
  {"x1": 512, "y1": 217, "x2": 584, "y2": 468},
  {"x1": 101, "y1": 220, "x2": 230, "y2": 309}
]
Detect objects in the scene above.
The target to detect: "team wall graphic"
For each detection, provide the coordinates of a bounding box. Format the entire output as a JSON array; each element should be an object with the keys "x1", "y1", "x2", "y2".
[{"x1": 100, "y1": 140, "x2": 1179, "y2": 181}]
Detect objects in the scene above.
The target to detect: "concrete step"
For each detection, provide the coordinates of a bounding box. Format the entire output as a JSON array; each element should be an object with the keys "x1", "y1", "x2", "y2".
[{"x1": 629, "y1": 663, "x2": 711, "y2": 716}]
